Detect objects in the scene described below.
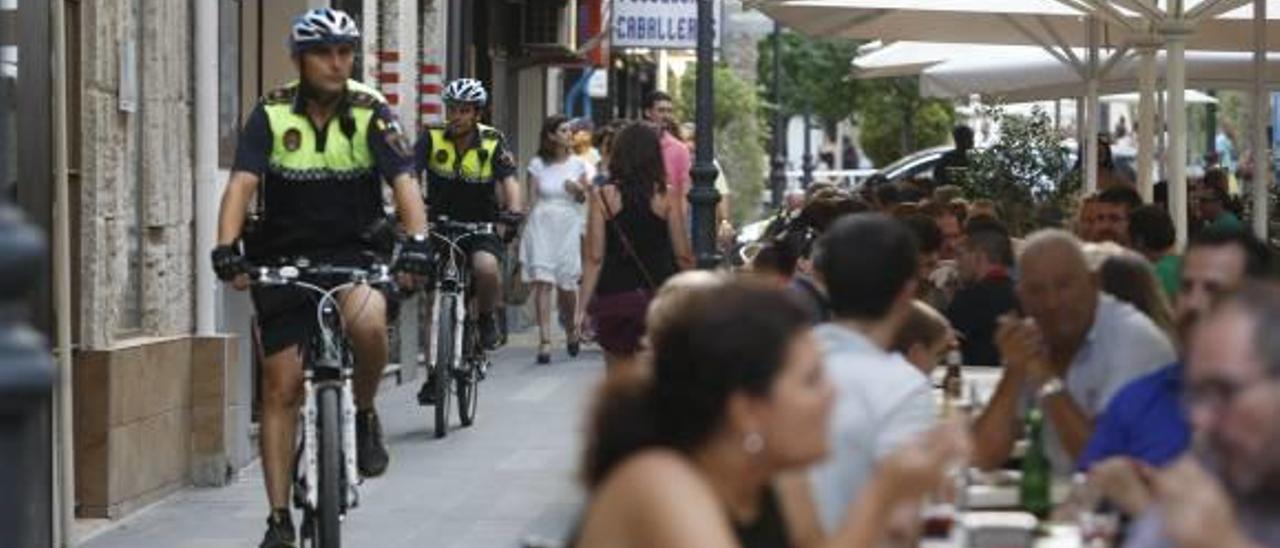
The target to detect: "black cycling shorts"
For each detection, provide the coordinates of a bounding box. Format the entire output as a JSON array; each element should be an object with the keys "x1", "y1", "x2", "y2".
[
  {"x1": 250, "y1": 250, "x2": 399, "y2": 358},
  {"x1": 454, "y1": 232, "x2": 506, "y2": 262}
]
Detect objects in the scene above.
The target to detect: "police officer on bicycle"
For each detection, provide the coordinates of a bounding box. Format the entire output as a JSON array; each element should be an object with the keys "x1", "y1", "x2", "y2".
[
  {"x1": 208, "y1": 9, "x2": 432, "y2": 547},
  {"x1": 415, "y1": 78, "x2": 524, "y2": 402}
]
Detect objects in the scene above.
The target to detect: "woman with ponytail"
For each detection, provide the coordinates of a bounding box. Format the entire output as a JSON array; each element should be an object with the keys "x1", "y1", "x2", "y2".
[{"x1": 574, "y1": 279, "x2": 971, "y2": 548}]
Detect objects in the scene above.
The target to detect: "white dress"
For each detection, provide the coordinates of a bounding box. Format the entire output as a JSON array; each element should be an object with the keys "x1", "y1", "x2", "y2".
[{"x1": 520, "y1": 156, "x2": 587, "y2": 290}]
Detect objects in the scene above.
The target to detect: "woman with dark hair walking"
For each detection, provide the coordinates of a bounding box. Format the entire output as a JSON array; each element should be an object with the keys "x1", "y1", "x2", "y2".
[
  {"x1": 578, "y1": 122, "x2": 694, "y2": 378},
  {"x1": 521, "y1": 115, "x2": 590, "y2": 363}
]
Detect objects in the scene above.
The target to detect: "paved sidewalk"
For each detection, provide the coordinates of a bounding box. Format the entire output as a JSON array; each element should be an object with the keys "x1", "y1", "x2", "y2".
[{"x1": 81, "y1": 339, "x2": 603, "y2": 548}]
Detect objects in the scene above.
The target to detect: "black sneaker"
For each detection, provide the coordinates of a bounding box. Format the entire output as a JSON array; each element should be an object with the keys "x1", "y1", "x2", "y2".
[
  {"x1": 479, "y1": 313, "x2": 501, "y2": 350},
  {"x1": 416, "y1": 374, "x2": 438, "y2": 406},
  {"x1": 355, "y1": 409, "x2": 389, "y2": 478},
  {"x1": 259, "y1": 509, "x2": 296, "y2": 548}
]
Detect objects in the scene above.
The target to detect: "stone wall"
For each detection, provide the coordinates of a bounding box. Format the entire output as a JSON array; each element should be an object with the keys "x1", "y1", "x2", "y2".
[{"x1": 79, "y1": 0, "x2": 193, "y2": 349}]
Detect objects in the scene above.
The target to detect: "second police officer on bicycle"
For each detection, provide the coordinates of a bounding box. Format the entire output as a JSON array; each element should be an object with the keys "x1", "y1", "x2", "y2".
[
  {"x1": 208, "y1": 9, "x2": 432, "y2": 547},
  {"x1": 415, "y1": 78, "x2": 525, "y2": 404}
]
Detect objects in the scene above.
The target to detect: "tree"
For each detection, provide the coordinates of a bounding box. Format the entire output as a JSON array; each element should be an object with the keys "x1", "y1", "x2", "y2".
[
  {"x1": 756, "y1": 32, "x2": 954, "y2": 166},
  {"x1": 963, "y1": 105, "x2": 1079, "y2": 235},
  {"x1": 756, "y1": 32, "x2": 863, "y2": 134},
  {"x1": 858, "y1": 77, "x2": 955, "y2": 167},
  {"x1": 675, "y1": 64, "x2": 768, "y2": 224}
]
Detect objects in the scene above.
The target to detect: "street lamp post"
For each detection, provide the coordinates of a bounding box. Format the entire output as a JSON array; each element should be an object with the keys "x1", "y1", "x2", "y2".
[
  {"x1": 769, "y1": 22, "x2": 787, "y2": 209},
  {"x1": 690, "y1": 0, "x2": 722, "y2": 268},
  {"x1": 0, "y1": 199, "x2": 55, "y2": 548}
]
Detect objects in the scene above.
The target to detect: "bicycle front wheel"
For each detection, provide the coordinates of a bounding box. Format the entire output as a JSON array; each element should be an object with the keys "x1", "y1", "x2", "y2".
[
  {"x1": 433, "y1": 293, "x2": 457, "y2": 439},
  {"x1": 314, "y1": 384, "x2": 343, "y2": 548},
  {"x1": 457, "y1": 325, "x2": 480, "y2": 427}
]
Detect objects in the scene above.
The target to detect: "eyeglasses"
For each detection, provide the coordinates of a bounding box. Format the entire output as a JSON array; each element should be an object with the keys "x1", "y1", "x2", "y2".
[{"x1": 1181, "y1": 375, "x2": 1277, "y2": 413}]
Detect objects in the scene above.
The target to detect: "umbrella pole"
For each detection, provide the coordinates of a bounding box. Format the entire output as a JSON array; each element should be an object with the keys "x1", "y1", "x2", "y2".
[
  {"x1": 1252, "y1": 0, "x2": 1269, "y2": 240},
  {"x1": 1165, "y1": 20, "x2": 1192, "y2": 249},
  {"x1": 1085, "y1": 16, "x2": 1100, "y2": 194},
  {"x1": 1138, "y1": 43, "x2": 1158, "y2": 203}
]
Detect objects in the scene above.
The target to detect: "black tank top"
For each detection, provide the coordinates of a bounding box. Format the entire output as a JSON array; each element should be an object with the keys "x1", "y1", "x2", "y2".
[
  {"x1": 733, "y1": 486, "x2": 791, "y2": 548},
  {"x1": 597, "y1": 185, "x2": 677, "y2": 295}
]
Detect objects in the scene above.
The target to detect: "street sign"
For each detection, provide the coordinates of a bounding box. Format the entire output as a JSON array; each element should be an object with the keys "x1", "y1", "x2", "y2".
[
  {"x1": 588, "y1": 70, "x2": 609, "y2": 98},
  {"x1": 610, "y1": 0, "x2": 723, "y2": 50}
]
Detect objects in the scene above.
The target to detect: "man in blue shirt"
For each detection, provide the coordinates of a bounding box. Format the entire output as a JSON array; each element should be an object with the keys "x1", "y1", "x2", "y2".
[{"x1": 1079, "y1": 227, "x2": 1270, "y2": 471}]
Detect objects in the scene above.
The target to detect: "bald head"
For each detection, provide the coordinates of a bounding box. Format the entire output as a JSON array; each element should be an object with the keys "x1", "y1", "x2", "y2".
[
  {"x1": 1017, "y1": 229, "x2": 1099, "y2": 354},
  {"x1": 1019, "y1": 230, "x2": 1090, "y2": 276}
]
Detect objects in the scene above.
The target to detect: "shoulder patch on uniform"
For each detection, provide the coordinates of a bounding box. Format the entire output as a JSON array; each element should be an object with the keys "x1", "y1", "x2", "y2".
[
  {"x1": 345, "y1": 80, "x2": 389, "y2": 108},
  {"x1": 480, "y1": 128, "x2": 502, "y2": 140},
  {"x1": 263, "y1": 85, "x2": 298, "y2": 105},
  {"x1": 349, "y1": 90, "x2": 383, "y2": 108}
]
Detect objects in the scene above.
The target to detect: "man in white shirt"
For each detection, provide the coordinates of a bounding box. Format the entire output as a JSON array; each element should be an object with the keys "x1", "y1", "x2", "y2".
[
  {"x1": 972, "y1": 230, "x2": 1175, "y2": 473},
  {"x1": 808, "y1": 214, "x2": 938, "y2": 532}
]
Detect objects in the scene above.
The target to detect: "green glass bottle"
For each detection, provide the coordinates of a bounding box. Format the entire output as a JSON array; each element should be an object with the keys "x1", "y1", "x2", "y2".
[{"x1": 1020, "y1": 407, "x2": 1051, "y2": 519}]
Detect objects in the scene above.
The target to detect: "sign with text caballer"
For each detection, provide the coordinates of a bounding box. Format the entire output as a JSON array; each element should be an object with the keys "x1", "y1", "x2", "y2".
[{"x1": 611, "y1": 0, "x2": 723, "y2": 50}]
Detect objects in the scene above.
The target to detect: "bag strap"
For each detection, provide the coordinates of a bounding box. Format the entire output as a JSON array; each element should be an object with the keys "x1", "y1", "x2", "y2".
[{"x1": 599, "y1": 187, "x2": 658, "y2": 290}]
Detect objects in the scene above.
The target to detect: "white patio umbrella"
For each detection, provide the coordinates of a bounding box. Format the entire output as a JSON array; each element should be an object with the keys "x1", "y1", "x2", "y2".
[
  {"x1": 756, "y1": 0, "x2": 1280, "y2": 244},
  {"x1": 854, "y1": 42, "x2": 1280, "y2": 101}
]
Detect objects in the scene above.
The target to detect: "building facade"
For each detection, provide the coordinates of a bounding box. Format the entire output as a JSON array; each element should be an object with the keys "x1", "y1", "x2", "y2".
[{"x1": 3, "y1": 0, "x2": 598, "y2": 531}]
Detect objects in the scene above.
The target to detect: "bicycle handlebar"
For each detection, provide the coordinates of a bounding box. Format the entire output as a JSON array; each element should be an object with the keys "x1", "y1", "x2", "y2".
[{"x1": 248, "y1": 262, "x2": 396, "y2": 289}]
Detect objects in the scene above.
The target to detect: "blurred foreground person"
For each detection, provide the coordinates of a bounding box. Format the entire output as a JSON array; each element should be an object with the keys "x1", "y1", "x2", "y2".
[
  {"x1": 1124, "y1": 284, "x2": 1280, "y2": 548},
  {"x1": 574, "y1": 281, "x2": 969, "y2": 548}
]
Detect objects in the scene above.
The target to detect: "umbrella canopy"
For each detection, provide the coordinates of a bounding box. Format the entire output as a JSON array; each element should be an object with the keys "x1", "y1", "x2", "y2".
[
  {"x1": 854, "y1": 41, "x2": 1280, "y2": 100},
  {"x1": 756, "y1": 0, "x2": 1280, "y2": 51}
]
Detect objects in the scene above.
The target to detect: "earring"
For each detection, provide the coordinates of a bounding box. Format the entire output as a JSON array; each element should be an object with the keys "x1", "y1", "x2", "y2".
[{"x1": 742, "y1": 432, "x2": 765, "y2": 455}]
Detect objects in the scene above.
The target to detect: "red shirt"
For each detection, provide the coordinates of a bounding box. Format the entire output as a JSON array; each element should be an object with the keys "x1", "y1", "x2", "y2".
[{"x1": 660, "y1": 131, "x2": 691, "y2": 196}]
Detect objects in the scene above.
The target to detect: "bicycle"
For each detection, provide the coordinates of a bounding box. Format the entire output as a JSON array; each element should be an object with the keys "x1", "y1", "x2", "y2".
[
  {"x1": 420, "y1": 217, "x2": 496, "y2": 438},
  {"x1": 249, "y1": 259, "x2": 396, "y2": 548}
]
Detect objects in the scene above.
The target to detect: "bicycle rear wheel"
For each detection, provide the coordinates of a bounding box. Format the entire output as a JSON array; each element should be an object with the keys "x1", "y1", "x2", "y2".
[
  {"x1": 313, "y1": 384, "x2": 343, "y2": 548},
  {"x1": 433, "y1": 293, "x2": 457, "y2": 438}
]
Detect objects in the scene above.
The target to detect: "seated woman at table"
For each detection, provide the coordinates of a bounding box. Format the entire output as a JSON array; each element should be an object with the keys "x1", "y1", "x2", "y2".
[
  {"x1": 573, "y1": 279, "x2": 970, "y2": 548},
  {"x1": 891, "y1": 300, "x2": 957, "y2": 375}
]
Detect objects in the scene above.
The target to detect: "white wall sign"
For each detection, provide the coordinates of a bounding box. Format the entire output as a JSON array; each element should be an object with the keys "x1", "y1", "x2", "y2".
[
  {"x1": 611, "y1": 0, "x2": 723, "y2": 50},
  {"x1": 588, "y1": 70, "x2": 609, "y2": 98}
]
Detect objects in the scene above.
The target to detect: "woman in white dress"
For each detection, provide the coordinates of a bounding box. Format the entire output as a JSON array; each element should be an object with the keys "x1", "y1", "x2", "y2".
[{"x1": 521, "y1": 115, "x2": 589, "y2": 364}]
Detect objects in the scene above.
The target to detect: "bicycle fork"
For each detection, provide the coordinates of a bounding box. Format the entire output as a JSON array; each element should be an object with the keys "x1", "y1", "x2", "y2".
[
  {"x1": 429, "y1": 289, "x2": 467, "y2": 374},
  {"x1": 297, "y1": 374, "x2": 361, "y2": 513}
]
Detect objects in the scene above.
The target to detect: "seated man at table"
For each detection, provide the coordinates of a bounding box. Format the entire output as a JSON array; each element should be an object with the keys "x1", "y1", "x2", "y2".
[
  {"x1": 1124, "y1": 284, "x2": 1280, "y2": 548},
  {"x1": 946, "y1": 215, "x2": 1018, "y2": 366},
  {"x1": 971, "y1": 230, "x2": 1175, "y2": 474},
  {"x1": 1080, "y1": 227, "x2": 1270, "y2": 473},
  {"x1": 809, "y1": 214, "x2": 937, "y2": 532}
]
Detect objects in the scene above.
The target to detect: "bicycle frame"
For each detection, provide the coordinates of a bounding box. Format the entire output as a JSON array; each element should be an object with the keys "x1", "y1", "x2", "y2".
[
  {"x1": 427, "y1": 220, "x2": 496, "y2": 375},
  {"x1": 251, "y1": 263, "x2": 394, "y2": 517}
]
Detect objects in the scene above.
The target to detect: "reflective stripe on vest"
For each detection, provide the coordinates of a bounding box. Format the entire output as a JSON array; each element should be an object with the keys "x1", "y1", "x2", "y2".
[
  {"x1": 264, "y1": 80, "x2": 382, "y2": 180},
  {"x1": 426, "y1": 124, "x2": 501, "y2": 183}
]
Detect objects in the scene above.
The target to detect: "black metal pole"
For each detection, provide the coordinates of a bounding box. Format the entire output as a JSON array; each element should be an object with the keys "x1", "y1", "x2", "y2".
[
  {"x1": 0, "y1": 199, "x2": 55, "y2": 548},
  {"x1": 769, "y1": 23, "x2": 787, "y2": 209},
  {"x1": 802, "y1": 106, "x2": 814, "y2": 188},
  {"x1": 690, "y1": 0, "x2": 722, "y2": 268}
]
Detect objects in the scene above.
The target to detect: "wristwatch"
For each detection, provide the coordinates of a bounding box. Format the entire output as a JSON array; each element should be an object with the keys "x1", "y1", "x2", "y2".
[{"x1": 1037, "y1": 377, "x2": 1067, "y2": 400}]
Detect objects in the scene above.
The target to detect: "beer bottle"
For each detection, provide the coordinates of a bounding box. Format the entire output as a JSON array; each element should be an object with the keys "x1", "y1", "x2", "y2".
[{"x1": 1020, "y1": 407, "x2": 1051, "y2": 519}]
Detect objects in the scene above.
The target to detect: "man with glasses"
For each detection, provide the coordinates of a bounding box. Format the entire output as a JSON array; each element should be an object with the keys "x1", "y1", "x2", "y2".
[
  {"x1": 1124, "y1": 283, "x2": 1280, "y2": 548},
  {"x1": 1081, "y1": 228, "x2": 1270, "y2": 474}
]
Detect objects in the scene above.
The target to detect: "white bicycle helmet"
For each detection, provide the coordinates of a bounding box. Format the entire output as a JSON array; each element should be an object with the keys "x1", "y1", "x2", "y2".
[
  {"x1": 289, "y1": 8, "x2": 360, "y2": 55},
  {"x1": 443, "y1": 78, "x2": 489, "y2": 107}
]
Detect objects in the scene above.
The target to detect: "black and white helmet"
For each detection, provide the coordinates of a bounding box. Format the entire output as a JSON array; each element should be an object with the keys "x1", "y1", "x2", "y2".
[
  {"x1": 443, "y1": 79, "x2": 488, "y2": 106},
  {"x1": 289, "y1": 8, "x2": 360, "y2": 55}
]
